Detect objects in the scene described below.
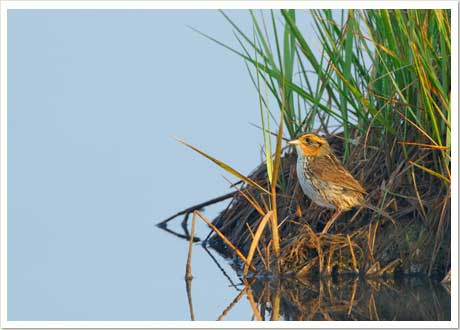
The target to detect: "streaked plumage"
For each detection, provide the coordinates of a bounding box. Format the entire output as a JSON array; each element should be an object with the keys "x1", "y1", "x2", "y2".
[{"x1": 289, "y1": 133, "x2": 366, "y2": 212}]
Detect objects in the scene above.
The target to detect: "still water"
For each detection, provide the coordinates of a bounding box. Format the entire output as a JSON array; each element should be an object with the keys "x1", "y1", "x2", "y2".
[
  {"x1": 7, "y1": 9, "x2": 450, "y2": 321},
  {"x1": 159, "y1": 215, "x2": 451, "y2": 321}
]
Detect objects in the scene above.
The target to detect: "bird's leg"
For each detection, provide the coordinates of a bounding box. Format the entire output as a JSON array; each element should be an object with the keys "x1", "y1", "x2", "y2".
[{"x1": 321, "y1": 209, "x2": 342, "y2": 234}]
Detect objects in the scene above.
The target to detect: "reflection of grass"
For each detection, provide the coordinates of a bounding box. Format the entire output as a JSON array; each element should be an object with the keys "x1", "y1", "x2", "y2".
[
  {"x1": 172, "y1": 9, "x2": 450, "y2": 278},
  {"x1": 213, "y1": 276, "x2": 450, "y2": 321}
]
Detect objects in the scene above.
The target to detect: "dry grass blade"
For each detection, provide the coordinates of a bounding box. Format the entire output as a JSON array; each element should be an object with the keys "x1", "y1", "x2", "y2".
[
  {"x1": 367, "y1": 221, "x2": 379, "y2": 263},
  {"x1": 366, "y1": 262, "x2": 381, "y2": 276},
  {"x1": 347, "y1": 235, "x2": 358, "y2": 273},
  {"x1": 174, "y1": 137, "x2": 270, "y2": 194},
  {"x1": 326, "y1": 245, "x2": 335, "y2": 275},
  {"x1": 398, "y1": 141, "x2": 450, "y2": 150},
  {"x1": 245, "y1": 223, "x2": 269, "y2": 271},
  {"x1": 378, "y1": 259, "x2": 402, "y2": 276},
  {"x1": 244, "y1": 212, "x2": 274, "y2": 275},
  {"x1": 223, "y1": 176, "x2": 266, "y2": 216},
  {"x1": 195, "y1": 211, "x2": 256, "y2": 272},
  {"x1": 393, "y1": 109, "x2": 439, "y2": 146},
  {"x1": 296, "y1": 256, "x2": 319, "y2": 278},
  {"x1": 304, "y1": 223, "x2": 324, "y2": 273},
  {"x1": 321, "y1": 210, "x2": 342, "y2": 234}
]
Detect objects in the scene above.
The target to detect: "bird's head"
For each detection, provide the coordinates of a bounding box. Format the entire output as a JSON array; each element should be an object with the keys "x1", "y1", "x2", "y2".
[{"x1": 288, "y1": 133, "x2": 331, "y2": 157}]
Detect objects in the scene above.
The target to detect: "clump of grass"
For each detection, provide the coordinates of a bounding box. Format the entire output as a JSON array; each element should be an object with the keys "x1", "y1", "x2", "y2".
[{"x1": 169, "y1": 9, "x2": 451, "y2": 278}]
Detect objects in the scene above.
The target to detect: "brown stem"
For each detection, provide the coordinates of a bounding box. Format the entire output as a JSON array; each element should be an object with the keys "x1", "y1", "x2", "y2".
[{"x1": 185, "y1": 213, "x2": 197, "y2": 280}]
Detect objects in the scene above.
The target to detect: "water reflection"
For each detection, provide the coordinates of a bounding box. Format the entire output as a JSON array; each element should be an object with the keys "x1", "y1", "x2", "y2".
[
  {"x1": 214, "y1": 275, "x2": 450, "y2": 321},
  {"x1": 185, "y1": 277, "x2": 195, "y2": 321},
  {"x1": 159, "y1": 224, "x2": 450, "y2": 321}
]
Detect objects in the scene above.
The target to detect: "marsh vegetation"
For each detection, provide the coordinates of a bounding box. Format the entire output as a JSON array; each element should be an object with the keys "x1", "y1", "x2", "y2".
[{"x1": 159, "y1": 8, "x2": 451, "y2": 321}]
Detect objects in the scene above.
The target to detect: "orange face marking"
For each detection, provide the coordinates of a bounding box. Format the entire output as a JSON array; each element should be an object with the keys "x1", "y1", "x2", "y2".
[
  {"x1": 300, "y1": 142, "x2": 320, "y2": 156},
  {"x1": 296, "y1": 133, "x2": 324, "y2": 156}
]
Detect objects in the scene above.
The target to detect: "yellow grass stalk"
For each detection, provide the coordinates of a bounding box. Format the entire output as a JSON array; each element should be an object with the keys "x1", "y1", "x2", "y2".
[
  {"x1": 244, "y1": 211, "x2": 273, "y2": 276},
  {"x1": 347, "y1": 235, "x2": 358, "y2": 273},
  {"x1": 245, "y1": 223, "x2": 269, "y2": 271},
  {"x1": 243, "y1": 278, "x2": 263, "y2": 321}
]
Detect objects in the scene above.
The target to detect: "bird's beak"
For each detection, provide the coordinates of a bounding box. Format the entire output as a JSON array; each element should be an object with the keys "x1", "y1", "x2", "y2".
[{"x1": 288, "y1": 139, "x2": 300, "y2": 145}]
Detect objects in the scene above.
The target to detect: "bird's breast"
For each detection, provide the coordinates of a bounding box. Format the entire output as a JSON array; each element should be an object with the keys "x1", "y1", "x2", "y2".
[{"x1": 296, "y1": 156, "x2": 335, "y2": 209}]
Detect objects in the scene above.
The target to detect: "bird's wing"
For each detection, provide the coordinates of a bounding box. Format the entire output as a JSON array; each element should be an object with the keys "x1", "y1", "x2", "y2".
[{"x1": 309, "y1": 155, "x2": 367, "y2": 194}]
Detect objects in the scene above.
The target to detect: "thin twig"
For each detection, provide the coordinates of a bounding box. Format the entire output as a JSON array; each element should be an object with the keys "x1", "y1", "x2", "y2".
[
  {"x1": 195, "y1": 211, "x2": 256, "y2": 272},
  {"x1": 157, "y1": 192, "x2": 235, "y2": 227}
]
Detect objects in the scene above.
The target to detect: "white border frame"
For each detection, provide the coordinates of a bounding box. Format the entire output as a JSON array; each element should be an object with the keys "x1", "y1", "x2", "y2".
[{"x1": 0, "y1": 1, "x2": 458, "y2": 328}]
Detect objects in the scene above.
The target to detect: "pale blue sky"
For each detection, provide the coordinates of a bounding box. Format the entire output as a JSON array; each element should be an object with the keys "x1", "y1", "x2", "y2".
[{"x1": 7, "y1": 9, "x2": 272, "y2": 320}]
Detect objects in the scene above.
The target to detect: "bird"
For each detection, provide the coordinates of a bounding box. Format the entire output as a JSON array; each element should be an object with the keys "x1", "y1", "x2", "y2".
[{"x1": 288, "y1": 133, "x2": 366, "y2": 234}]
